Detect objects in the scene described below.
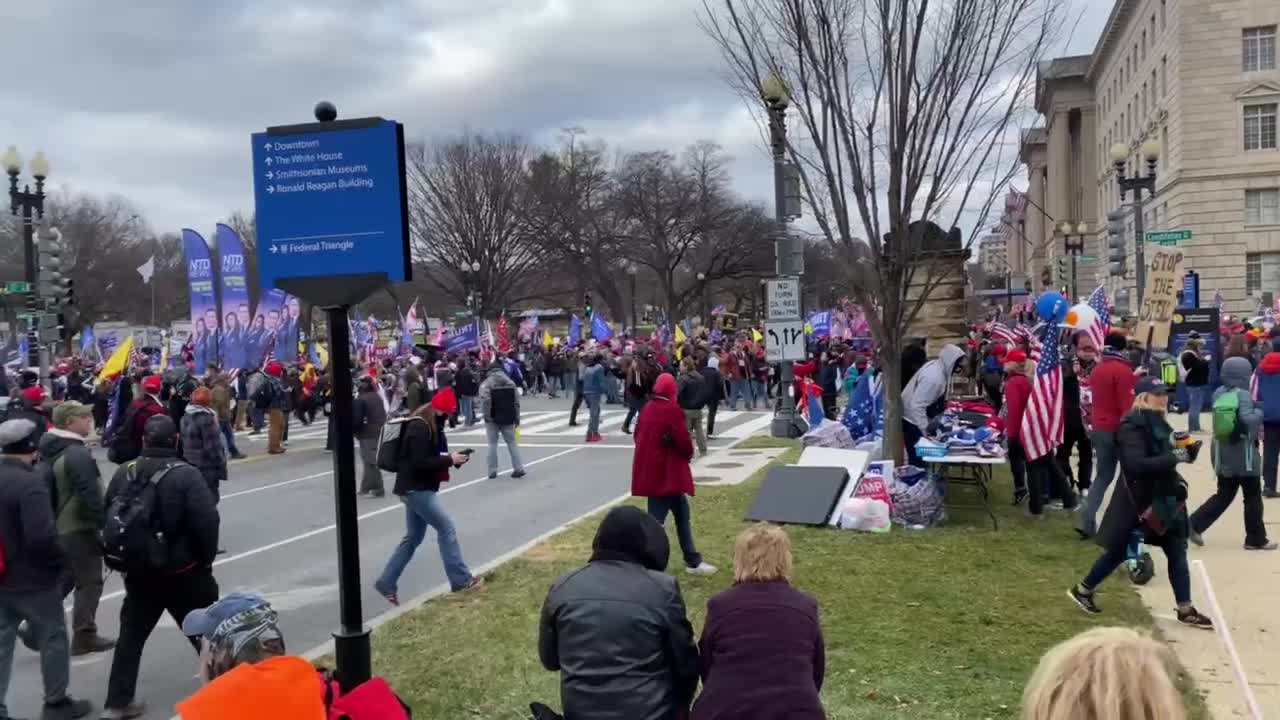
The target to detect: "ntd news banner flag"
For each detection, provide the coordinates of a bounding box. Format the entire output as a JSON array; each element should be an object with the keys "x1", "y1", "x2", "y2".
[
  {"x1": 215, "y1": 223, "x2": 251, "y2": 370},
  {"x1": 182, "y1": 229, "x2": 219, "y2": 372}
]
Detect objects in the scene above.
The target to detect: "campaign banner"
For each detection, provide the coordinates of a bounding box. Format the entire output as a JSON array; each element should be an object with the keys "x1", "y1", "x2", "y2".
[
  {"x1": 276, "y1": 294, "x2": 303, "y2": 363},
  {"x1": 808, "y1": 310, "x2": 832, "y2": 337},
  {"x1": 252, "y1": 288, "x2": 288, "y2": 367},
  {"x1": 445, "y1": 321, "x2": 481, "y2": 353},
  {"x1": 215, "y1": 223, "x2": 251, "y2": 370},
  {"x1": 183, "y1": 229, "x2": 220, "y2": 372}
]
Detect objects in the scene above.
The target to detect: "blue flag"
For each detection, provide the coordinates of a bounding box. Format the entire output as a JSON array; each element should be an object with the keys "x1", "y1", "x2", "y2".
[
  {"x1": 308, "y1": 340, "x2": 321, "y2": 366},
  {"x1": 591, "y1": 313, "x2": 613, "y2": 341},
  {"x1": 841, "y1": 372, "x2": 885, "y2": 439},
  {"x1": 569, "y1": 315, "x2": 582, "y2": 345},
  {"x1": 80, "y1": 326, "x2": 96, "y2": 356},
  {"x1": 808, "y1": 310, "x2": 832, "y2": 337},
  {"x1": 445, "y1": 321, "x2": 481, "y2": 353}
]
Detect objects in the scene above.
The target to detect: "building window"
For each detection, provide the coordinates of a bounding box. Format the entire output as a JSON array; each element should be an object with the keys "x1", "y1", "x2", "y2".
[
  {"x1": 1160, "y1": 0, "x2": 1167, "y2": 30},
  {"x1": 1244, "y1": 103, "x2": 1279, "y2": 151},
  {"x1": 1243, "y1": 26, "x2": 1277, "y2": 72},
  {"x1": 1161, "y1": 56, "x2": 1167, "y2": 96},
  {"x1": 1248, "y1": 254, "x2": 1263, "y2": 295},
  {"x1": 1246, "y1": 189, "x2": 1280, "y2": 225}
]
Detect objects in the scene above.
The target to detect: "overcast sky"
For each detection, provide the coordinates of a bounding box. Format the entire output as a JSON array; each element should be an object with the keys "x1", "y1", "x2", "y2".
[{"x1": 1, "y1": 0, "x2": 1113, "y2": 239}]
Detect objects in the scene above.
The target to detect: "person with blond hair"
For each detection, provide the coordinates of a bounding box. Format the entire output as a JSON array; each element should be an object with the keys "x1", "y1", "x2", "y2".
[
  {"x1": 1022, "y1": 626, "x2": 1185, "y2": 720},
  {"x1": 1067, "y1": 377, "x2": 1213, "y2": 628},
  {"x1": 691, "y1": 523, "x2": 824, "y2": 720}
]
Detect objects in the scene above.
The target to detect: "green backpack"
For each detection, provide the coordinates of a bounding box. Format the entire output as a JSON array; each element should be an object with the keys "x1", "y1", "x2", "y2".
[
  {"x1": 1160, "y1": 358, "x2": 1178, "y2": 387},
  {"x1": 1213, "y1": 390, "x2": 1240, "y2": 440}
]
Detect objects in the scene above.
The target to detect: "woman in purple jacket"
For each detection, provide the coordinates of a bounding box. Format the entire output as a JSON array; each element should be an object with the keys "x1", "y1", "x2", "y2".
[{"x1": 692, "y1": 523, "x2": 826, "y2": 719}]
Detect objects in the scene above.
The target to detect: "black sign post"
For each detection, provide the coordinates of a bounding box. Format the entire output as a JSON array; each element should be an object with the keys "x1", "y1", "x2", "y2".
[{"x1": 251, "y1": 102, "x2": 412, "y2": 691}]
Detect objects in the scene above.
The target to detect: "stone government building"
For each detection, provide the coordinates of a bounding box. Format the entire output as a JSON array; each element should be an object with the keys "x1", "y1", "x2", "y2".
[{"x1": 1014, "y1": 0, "x2": 1279, "y2": 316}]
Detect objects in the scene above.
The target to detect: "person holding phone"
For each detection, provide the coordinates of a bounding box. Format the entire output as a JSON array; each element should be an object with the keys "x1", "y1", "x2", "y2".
[{"x1": 374, "y1": 392, "x2": 484, "y2": 607}]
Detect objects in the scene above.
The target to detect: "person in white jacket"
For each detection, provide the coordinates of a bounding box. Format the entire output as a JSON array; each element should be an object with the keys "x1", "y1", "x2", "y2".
[{"x1": 900, "y1": 344, "x2": 965, "y2": 467}]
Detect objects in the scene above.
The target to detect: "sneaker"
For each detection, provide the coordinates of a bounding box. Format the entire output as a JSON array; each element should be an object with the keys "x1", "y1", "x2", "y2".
[
  {"x1": 594, "y1": 434, "x2": 606, "y2": 442},
  {"x1": 230, "y1": 453, "x2": 248, "y2": 460},
  {"x1": 1176, "y1": 607, "x2": 1214, "y2": 629},
  {"x1": 98, "y1": 701, "x2": 145, "y2": 720},
  {"x1": 40, "y1": 697, "x2": 93, "y2": 720},
  {"x1": 374, "y1": 583, "x2": 399, "y2": 607},
  {"x1": 1012, "y1": 488, "x2": 1028, "y2": 506},
  {"x1": 368, "y1": 490, "x2": 385, "y2": 498},
  {"x1": 488, "y1": 472, "x2": 497, "y2": 480},
  {"x1": 17, "y1": 619, "x2": 35, "y2": 650},
  {"x1": 686, "y1": 562, "x2": 718, "y2": 576},
  {"x1": 1073, "y1": 527, "x2": 1092, "y2": 541},
  {"x1": 1265, "y1": 490, "x2": 1280, "y2": 499},
  {"x1": 457, "y1": 577, "x2": 486, "y2": 592},
  {"x1": 1067, "y1": 586, "x2": 1101, "y2": 615},
  {"x1": 1046, "y1": 500, "x2": 1067, "y2": 511},
  {"x1": 512, "y1": 470, "x2": 527, "y2": 479},
  {"x1": 1244, "y1": 541, "x2": 1279, "y2": 551},
  {"x1": 1189, "y1": 530, "x2": 1205, "y2": 547},
  {"x1": 70, "y1": 633, "x2": 116, "y2": 656}
]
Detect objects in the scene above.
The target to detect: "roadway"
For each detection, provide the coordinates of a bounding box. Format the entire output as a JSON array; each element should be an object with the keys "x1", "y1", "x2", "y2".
[{"x1": 5, "y1": 395, "x2": 773, "y2": 718}]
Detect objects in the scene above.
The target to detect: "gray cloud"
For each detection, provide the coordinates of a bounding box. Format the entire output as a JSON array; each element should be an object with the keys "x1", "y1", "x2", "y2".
[{"x1": 1, "y1": 0, "x2": 1111, "y2": 238}]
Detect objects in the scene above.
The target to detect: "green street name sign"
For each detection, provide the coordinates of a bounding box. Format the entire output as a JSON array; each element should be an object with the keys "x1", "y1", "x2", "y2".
[
  {"x1": 1146, "y1": 230, "x2": 1192, "y2": 246},
  {"x1": 0, "y1": 281, "x2": 30, "y2": 294}
]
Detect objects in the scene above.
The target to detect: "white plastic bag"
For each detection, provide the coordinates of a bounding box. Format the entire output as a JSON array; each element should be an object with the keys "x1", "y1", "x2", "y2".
[{"x1": 839, "y1": 497, "x2": 891, "y2": 533}]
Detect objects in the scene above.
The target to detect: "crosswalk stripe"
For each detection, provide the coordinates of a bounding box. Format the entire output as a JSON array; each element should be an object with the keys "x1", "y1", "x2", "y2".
[
  {"x1": 721, "y1": 413, "x2": 776, "y2": 438},
  {"x1": 519, "y1": 411, "x2": 585, "y2": 434}
]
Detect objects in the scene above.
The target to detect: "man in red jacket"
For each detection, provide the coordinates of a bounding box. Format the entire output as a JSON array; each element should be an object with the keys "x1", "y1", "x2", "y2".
[
  {"x1": 631, "y1": 373, "x2": 717, "y2": 576},
  {"x1": 1078, "y1": 332, "x2": 1137, "y2": 538}
]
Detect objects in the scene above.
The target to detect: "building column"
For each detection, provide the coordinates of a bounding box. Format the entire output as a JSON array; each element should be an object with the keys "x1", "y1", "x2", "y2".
[{"x1": 1027, "y1": 163, "x2": 1048, "y2": 278}]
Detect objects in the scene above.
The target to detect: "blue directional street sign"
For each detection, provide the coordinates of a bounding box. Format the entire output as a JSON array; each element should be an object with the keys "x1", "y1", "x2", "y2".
[{"x1": 251, "y1": 118, "x2": 410, "y2": 293}]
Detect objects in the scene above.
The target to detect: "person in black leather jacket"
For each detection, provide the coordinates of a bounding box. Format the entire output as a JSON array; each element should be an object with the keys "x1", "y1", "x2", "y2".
[{"x1": 539, "y1": 505, "x2": 699, "y2": 720}]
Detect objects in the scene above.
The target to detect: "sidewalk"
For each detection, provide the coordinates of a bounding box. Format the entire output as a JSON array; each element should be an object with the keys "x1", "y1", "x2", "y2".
[{"x1": 1137, "y1": 414, "x2": 1280, "y2": 718}]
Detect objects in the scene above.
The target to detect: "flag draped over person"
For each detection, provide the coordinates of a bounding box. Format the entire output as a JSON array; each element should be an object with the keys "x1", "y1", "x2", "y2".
[
  {"x1": 496, "y1": 315, "x2": 510, "y2": 353},
  {"x1": 1020, "y1": 322, "x2": 1064, "y2": 460},
  {"x1": 569, "y1": 315, "x2": 582, "y2": 345}
]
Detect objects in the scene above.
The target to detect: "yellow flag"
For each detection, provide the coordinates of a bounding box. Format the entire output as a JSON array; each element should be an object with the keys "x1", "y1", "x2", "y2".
[
  {"x1": 752, "y1": 328, "x2": 764, "y2": 343},
  {"x1": 318, "y1": 343, "x2": 330, "y2": 368},
  {"x1": 98, "y1": 336, "x2": 133, "y2": 381},
  {"x1": 543, "y1": 330, "x2": 553, "y2": 348},
  {"x1": 674, "y1": 325, "x2": 687, "y2": 344},
  {"x1": 158, "y1": 342, "x2": 169, "y2": 371}
]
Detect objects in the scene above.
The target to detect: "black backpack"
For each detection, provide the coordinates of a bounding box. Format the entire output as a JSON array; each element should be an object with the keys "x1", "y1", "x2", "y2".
[
  {"x1": 102, "y1": 461, "x2": 181, "y2": 574},
  {"x1": 107, "y1": 406, "x2": 142, "y2": 464},
  {"x1": 253, "y1": 380, "x2": 275, "y2": 410}
]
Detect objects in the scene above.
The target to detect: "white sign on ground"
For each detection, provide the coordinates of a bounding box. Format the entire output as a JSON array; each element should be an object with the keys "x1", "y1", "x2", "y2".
[
  {"x1": 767, "y1": 278, "x2": 801, "y2": 320},
  {"x1": 765, "y1": 319, "x2": 806, "y2": 362}
]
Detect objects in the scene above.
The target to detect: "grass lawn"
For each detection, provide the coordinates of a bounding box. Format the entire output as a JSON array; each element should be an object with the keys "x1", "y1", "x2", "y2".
[{"x1": 358, "y1": 446, "x2": 1208, "y2": 719}]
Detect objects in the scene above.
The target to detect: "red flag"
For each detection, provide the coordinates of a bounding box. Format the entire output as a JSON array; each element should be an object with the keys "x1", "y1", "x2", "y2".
[{"x1": 497, "y1": 316, "x2": 510, "y2": 353}]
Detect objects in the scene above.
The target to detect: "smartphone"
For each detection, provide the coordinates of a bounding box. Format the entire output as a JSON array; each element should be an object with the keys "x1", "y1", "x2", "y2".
[{"x1": 459, "y1": 448, "x2": 474, "y2": 456}]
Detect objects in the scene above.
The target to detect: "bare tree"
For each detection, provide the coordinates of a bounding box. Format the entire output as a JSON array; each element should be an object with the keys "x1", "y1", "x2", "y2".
[
  {"x1": 406, "y1": 134, "x2": 541, "y2": 318},
  {"x1": 703, "y1": 0, "x2": 1059, "y2": 462},
  {"x1": 614, "y1": 143, "x2": 772, "y2": 318}
]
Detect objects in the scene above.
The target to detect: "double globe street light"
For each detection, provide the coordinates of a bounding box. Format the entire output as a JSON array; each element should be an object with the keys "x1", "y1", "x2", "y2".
[{"x1": 5, "y1": 145, "x2": 51, "y2": 369}]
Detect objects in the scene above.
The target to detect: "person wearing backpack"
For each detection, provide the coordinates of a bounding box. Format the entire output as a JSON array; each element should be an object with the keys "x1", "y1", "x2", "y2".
[
  {"x1": 480, "y1": 359, "x2": 527, "y2": 480},
  {"x1": 0, "y1": 418, "x2": 96, "y2": 720},
  {"x1": 40, "y1": 402, "x2": 116, "y2": 657},
  {"x1": 1186, "y1": 356, "x2": 1277, "y2": 551},
  {"x1": 110, "y1": 376, "x2": 165, "y2": 466},
  {"x1": 101, "y1": 415, "x2": 221, "y2": 720},
  {"x1": 181, "y1": 388, "x2": 228, "y2": 504},
  {"x1": 261, "y1": 362, "x2": 288, "y2": 455}
]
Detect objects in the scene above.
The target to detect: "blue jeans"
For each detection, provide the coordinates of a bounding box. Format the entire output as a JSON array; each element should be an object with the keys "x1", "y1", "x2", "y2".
[
  {"x1": 1083, "y1": 530, "x2": 1190, "y2": 605},
  {"x1": 376, "y1": 490, "x2": 473, "y2": 593},
  {"x1": 585, "y1": 393, "x2": 602, "y2": 436},
  {"x1": 486, "y1": 423, "x2": 525, "y2": 474},
  {"x1": 219, "y1": 418, "x2": 242, "y2": 457},
  {"x1": 547, "y1": 375, "x2": 562, "y2": 398},
  {"x1": 0, "y1": 588, "x2": 71, "y2": 717},
  {"x1": 751, "y1": 380, "x2": 767, "y2": 407},
  {"x1": 460, "y1": 396, "x2": 477, "y2": 426},
  {"x1": 1078, "y1": 429, "x2": 1119, "y2": 535},
  {"x1": 647, "y1": 495, "x2": 703, "y2": 568},
  {"x1": 250, "y1": 406, "x2": 265, "y2": 432},
  {"x1": 728, "y1": 380, "x2": 749, "y2": 410},
  {"x1": 1186, "y1": 386, "x2": 1206, "y2": 433}
]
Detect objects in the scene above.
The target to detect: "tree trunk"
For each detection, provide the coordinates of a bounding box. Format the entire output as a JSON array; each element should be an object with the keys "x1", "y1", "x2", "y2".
[{"x1": 878, "y1": 337, "x2": 906, "y2": 465}]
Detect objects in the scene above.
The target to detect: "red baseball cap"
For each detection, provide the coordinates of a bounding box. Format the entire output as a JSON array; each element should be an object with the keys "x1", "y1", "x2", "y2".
[
  {"x1": 141, "y1": 376, "x2": 163, "y2": 394},
  {"x1": 1004, "y1": 349, "x2": 1027, "y2": 364},
  {"x1": 21, "y1": 386, "x2": 45, "y2": 404}
]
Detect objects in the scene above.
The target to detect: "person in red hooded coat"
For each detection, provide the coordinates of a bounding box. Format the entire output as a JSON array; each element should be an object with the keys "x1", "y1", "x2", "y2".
[{"x1": 632, "y1": 373, "x2": 718, "y2": 576}]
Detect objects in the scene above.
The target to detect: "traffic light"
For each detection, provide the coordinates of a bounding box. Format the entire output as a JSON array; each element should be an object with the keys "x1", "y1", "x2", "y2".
[
  {"x1": 1114, "y1": 287, "x2": 1131, "y2": 316},
  {"x1": 584, "y1": 291, "x2": 593, "y2": 318},
  {"x1": 1107, "y1": 209, "x2": 1127, "y2": 277},
  {"x1": 37, "y1": 225, "x2": 64, "y2": 301},
  {"x1": 1056, "y1": 256, "x2": 1070, "y2": 285},
  {"x1": 56, "y1": 312, "x2": 68, "y2": 341}
]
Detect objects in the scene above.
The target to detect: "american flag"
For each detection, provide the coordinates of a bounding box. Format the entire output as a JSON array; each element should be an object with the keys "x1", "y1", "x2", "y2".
[
  {"x1": 1020, "y1": 321, "x2": 1064, "y2": 460},
  {"x1": 260, "y1": 334, "x2": 277, "y2": 370},
  {"x1": 986, "y1": 320, "x2": 1016, "y2": 345},
  {"x1": 129, "y1": 343, "x2": 147, "y2": 370},
  {"x1": 997, "y1": 189, "x2": 1029, "y2": 244},
  {"x1": 1085, "y1": 285, "x2": 1111, "y2": 351}
]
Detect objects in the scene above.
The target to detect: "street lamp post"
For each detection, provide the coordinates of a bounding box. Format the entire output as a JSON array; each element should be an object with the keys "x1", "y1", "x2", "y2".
[
  {"x1": 626, "y1": 263, "x2": 638, "y2": 333},
  {"x1": 5, "y1": 146, "x2": 49, "y2": 370},
  {"x1": 696, "y1": 271, "x2": 707, "y2": 325},
  {"x1": 1111, "y1": 140, "x2": 1160, "y2": 307},
  {"x1": 762, "y1": 71, "x2": 801, "y2": 438},
  {"x1": 462, "y1": 260, "x2": 481, "y2": 319},
  {"x1": 1057, "y1": 221, "x2": 1089, "y2": 301}
]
